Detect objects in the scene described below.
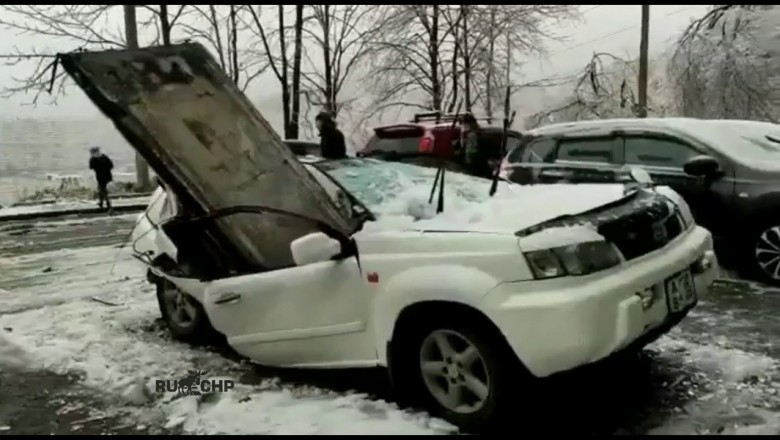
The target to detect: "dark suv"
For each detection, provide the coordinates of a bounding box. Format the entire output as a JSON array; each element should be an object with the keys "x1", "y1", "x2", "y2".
[
  {"x1": 357, "y1": 112, "x2": 523, "y2": 169},
  {"x1": 503, "y1": 118, "x2": 780, "y2": 285}
]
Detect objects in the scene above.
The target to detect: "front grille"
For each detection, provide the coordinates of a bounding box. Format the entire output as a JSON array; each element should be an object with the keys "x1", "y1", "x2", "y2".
[
  {"x1": 514, "y1": 188, "x2": 687, "y2": 262},
  {"x1": 602, "y1": 201, "x2": 684, "y2": 261}
]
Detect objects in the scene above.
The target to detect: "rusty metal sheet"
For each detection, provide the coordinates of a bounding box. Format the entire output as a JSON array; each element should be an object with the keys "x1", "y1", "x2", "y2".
[{"x1": 59, "y1": 43, "x2": 352, "y2": 270}]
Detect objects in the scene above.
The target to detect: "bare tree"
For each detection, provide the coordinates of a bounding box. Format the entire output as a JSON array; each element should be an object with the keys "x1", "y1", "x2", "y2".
[
  {"x1": 300, "y1": 5, "x2": 382, "y2": 120},
  {"x1": 365, "y1": 5, "x2": 579, "y2": 120},
  {"x1": 0, "y1": 5, "x2": 194, "y2": 104},
  {"x1": 527, "y1": 52, "x2": 644, "y2": 128},
  {"x1": 0, "y1": 5, "x2": 125, "y2": 104},
  {"x1": 365, "y1": 5, "x2": 458, "y2": 116},
  {"x1": 244, "y1": 5, "x2": 305, "y2": 138},
  {"x1": 457, "y1": 5, "x2": 580, "y2": 118},
  {"x1": 668, "y1": 5, "x2": 777, "y2": 122},
  {"x1": 290, "y1": 6, "x2": 304, "y2": 139},
  {"x1": 175, "y1": 5, "x2": 266, "y2": 91},
  {"x1": 136, "y1": 5, "x2": 187, "y2": 46}
]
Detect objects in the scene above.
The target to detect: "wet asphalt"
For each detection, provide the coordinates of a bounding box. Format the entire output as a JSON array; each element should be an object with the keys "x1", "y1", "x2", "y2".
[{"x1": 0, "y1": 213, "x2": 779, "y2": 435}]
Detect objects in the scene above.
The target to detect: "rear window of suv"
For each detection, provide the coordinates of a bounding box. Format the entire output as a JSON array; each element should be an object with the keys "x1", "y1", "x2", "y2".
[{"x1": 363, "y1": 126, "x2": 425, "y2": 154}]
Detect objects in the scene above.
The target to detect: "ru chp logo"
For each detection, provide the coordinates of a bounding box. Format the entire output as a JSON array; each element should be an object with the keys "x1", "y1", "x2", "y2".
[{"x1": 155, "y1": 370, "x2": 235, "y2": 397}]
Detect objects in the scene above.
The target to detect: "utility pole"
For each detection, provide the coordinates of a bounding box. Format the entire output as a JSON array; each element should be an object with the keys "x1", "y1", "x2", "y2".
[
  {"x1": 504, "y1": 33, "x2": 511, "y2": 121},
  {"x1": 123, "y1": 4, "x2": 151, "y2": 191},
  {"x1": 637, "y1": 4, "x2": 650, "y2": 118}
]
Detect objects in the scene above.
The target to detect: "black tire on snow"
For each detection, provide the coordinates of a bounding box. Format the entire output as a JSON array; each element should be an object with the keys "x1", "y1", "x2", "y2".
[
  {"x1": 389, "y1": 316, "x2": 530, "y2": 433},
  {"x1": 155, "y1": 279, "x2": 222, "y2": 345}
]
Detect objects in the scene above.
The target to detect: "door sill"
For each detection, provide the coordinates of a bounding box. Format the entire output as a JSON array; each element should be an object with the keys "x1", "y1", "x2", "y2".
[{"x1": 229, "y1": 321, "x2": 365, "y2": 345}]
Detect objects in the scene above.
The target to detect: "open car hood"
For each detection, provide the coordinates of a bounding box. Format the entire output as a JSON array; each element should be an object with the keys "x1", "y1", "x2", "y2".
[{"x1": 59, "y1": 43, "x2": 353, "y2": 275}]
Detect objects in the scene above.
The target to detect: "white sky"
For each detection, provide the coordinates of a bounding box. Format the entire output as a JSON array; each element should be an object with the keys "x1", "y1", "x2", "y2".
[{"x1": 0, "y1": 5, "x2": 709, "y2": 122}]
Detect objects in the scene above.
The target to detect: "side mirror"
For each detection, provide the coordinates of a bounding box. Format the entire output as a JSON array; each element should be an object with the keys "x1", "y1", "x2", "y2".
[
  {"x1": 684, "y1": 155, "x2": 721, "y2": 177},
  {"x1": 629, "y1": 167, "x2": 654, "y2": 185},
  {"x1": 290, "y1": 232, "x2": 342, "y2": 266}
]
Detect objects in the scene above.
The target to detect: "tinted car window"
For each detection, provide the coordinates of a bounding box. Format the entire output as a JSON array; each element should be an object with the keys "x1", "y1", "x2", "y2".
[
  {"x1": 476, "y1": 132, "x2": 522, "y2": 161},
  {"x1": 624, "y1": 136, "x2": 698, "y2": 168},
  {"x1": 285, "y1": 141, "x2": 319, "y2": 156},
  {"x1": 557, "y1": 138, "x2": 618, "y2": 163},
  {"x1": 504, "y1": 135, "x2": 522, "y2": 157},
  {"x1": 363, "y1": 127, "x2": 425, "y2": 154},
  {"x1": 518, "y1": 138, "x2": 555, "y2": 163},
  {"x1": 477, "y1": 130, "x2": 506, "y2": 160}
]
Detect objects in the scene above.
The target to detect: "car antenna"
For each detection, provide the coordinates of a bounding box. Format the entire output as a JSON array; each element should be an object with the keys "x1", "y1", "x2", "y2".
[
  {"x1": 489, "y1": 86, "x2": 516, "y2": 197},
  {"x1": 428, "y1": 101, "x2": 463, "y2": 214}
]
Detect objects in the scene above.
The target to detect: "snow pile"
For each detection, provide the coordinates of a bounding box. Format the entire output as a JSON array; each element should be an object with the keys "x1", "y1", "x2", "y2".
[
  {"x1": 333, "y1": 160, "x2": 628, "y2": 237},
  {"x1": 649, "y1": 333, "x2": 780, "y2": 435},
  {"x1": 0, "y1": 245, "x2": 450, "y2": 434},
  {"x1": 0, "y1": 326, "x2": 34, "y2": 370},
  {"x1": 165, "y1": 389, "x2": 450, "y2": 435},
  {"x1": 654, "y1": 335, "x2": 776, "y2": 383}
]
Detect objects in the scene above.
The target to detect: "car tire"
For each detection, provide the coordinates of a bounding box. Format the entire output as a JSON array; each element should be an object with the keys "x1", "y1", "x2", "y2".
[
  {"x1": 155, "y1": 279, "x2": 221, "y2": 345},
  {"x1": 390, "y1": 316, "x2": 529, "y2": 433},
  {"x1": 745, "y1": 222, "x2": 780, "y2": 286}
]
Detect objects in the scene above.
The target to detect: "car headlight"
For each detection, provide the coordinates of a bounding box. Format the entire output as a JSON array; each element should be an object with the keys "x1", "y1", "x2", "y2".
[{"x1": 524, "y1": 241, "x2": 623, "y2": 279}]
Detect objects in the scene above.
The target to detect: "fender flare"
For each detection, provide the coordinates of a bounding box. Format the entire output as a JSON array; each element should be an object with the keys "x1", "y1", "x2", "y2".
[{"x1": 370, "y1": 264, "x2": 500, "y2": 365}]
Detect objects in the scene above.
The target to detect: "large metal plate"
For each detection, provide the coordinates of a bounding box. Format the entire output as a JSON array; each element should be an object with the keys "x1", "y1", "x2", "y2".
[{"x1": 59, "y1": 43, "x2": 352, "y2": 271}]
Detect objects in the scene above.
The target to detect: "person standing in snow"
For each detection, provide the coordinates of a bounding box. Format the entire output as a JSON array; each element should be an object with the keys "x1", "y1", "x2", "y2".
[
  {"x1": 315, "y1": 111, "x2": 347, "y2": 159},
  {"x1": 456, "y1": 114, "x2": 492, "y2": 179},
  {"x1": 88, "y1": 146, "x2": 114, "y2": 211}
]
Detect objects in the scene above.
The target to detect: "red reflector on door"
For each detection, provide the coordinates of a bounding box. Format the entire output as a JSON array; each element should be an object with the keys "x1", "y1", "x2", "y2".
[{"x1": 367, "y1": 272, "x2": 379, "y2": 283}]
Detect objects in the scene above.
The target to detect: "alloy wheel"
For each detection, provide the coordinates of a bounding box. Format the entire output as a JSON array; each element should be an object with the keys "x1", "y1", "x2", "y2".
[
  {"x1": 755, "y1": 226, "x2": 780, "y2": 281},
  {"x1": 162, "y1": 282, "x2": 198, "y2": 328},
  {"x1": 419, "y1": 329, "x2": 491, "y2": 414}
]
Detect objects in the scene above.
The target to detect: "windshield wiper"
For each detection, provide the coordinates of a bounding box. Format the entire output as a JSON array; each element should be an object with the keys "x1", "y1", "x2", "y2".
[
  {"x1": 428, "y1": 102, "x2": 463, "y2": 214},
  {"x1": 489, "y1": 86, "x2": 517, "y2": 197}
]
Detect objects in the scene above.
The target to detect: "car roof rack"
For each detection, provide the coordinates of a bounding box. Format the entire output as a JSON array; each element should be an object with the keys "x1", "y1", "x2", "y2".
[{"x1": 411, "y1": 111, "x2": 498, "y2": 124}]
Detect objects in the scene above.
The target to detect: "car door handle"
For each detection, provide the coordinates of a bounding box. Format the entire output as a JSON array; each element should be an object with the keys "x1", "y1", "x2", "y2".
[
  {"x1": 214, "y1": 292, "x2": 241, "y2": 305},
  {"x1": 539, "y1": 169, "x2": 568, "y2": 178}
]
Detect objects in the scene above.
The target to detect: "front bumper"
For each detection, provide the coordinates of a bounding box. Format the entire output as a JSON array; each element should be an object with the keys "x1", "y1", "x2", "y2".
[{"x1": 481, "y1": 225, "x2": 718, "y2": 378}]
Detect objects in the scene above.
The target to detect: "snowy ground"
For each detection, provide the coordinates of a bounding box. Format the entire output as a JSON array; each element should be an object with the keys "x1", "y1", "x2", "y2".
[
  {"x1": 0, "y1": 196, "x2": 150, "y2": 219},
  {"x1": 1, "y1": 214, "x2": 779, "y2": 435}
]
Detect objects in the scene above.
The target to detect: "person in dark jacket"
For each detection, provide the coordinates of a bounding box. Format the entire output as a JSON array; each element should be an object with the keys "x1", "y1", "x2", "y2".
[
  {"x1": 456, "y1": 114, "x2": 492, "y2": 178},
  {"x1": 88, "y1": 146, "x2": 114, "y2": 210},
  {"x1": 315, "y1": 111, "x2": 347, "y2": 159}
]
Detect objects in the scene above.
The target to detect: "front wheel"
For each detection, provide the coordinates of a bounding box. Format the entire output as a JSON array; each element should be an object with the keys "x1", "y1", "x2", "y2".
[
  {"x1": 391, "y1": 318, "x2": 526, "y2": 433},
  {"x1": 156, "y1": 279, "x2": 221, "y2": 345},
  {"x1": 748, "y1": 223, "x2": 780, "y2": 286}
]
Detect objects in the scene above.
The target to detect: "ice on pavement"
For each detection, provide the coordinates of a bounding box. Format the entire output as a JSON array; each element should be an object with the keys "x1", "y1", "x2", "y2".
[
  {"x1": 1, "y1": 184, "x2": 779, "y2": 434},
  {"x1": 0, "y1": 196, "x2": 152, "y2": 218},
  {"x1": 2, "y1": 243, "x2": 779, "y2": 434},
  {"x1": 0, "y1": 326, "x2": 34, "y2": 369},
  {"x1": 0, "y1": 245, "x2": 453, "y2": 435}
]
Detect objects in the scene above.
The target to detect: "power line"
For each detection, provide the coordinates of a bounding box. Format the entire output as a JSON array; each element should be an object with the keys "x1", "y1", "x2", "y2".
[
  {"x1": 520, "y1": 6, "x2": 699, "y2": 87},
  {"x1": 580, "y1": 5, "x2": 604, "y2": 16},
  {"x1": 548, "y1": 6, "x2": 697, "y2": 57}
]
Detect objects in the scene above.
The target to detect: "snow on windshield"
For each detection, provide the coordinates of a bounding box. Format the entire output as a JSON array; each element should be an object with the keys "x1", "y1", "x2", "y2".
[{"x1": 320, "y1": 159, "x2": 628, "y2": 234}]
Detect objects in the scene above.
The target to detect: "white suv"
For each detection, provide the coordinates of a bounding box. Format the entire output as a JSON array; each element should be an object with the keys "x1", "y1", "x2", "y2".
[
  {"x1": 132, "y1": 158, "x2": 718, "y2": 432},
  {"x1": 66, "y1": 42, "x2": 718, "y2": 432}
]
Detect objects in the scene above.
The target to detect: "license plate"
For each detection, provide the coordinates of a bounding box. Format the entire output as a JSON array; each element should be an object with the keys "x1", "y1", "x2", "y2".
[{"x1": 665, "y1": 270, "x2": 697, "y2": 314}]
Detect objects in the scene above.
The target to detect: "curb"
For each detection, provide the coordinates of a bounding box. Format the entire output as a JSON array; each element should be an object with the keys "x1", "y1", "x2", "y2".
[
  {"x1": 0, "y1": 203, "x2": 148, "y2": 223},
  {"x1": 10, "y1": 192, "x2": 153, "y2": 207}
]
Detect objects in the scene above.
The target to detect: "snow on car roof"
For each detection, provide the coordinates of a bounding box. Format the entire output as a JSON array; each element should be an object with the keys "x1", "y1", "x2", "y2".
[
  {"x1": 527, "y1": 118, "x2": 780, "y2": 170},
  {"x1": 527, "y1": 117, "x2": 776, "y2": 137}
]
